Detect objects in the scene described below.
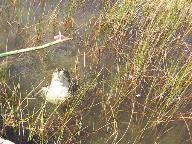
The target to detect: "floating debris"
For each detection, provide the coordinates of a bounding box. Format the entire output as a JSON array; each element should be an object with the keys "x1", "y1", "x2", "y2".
[
  {"x1": 136, "y1": 94, "x2": 141, "y2": 97},
  {"x1": 54, "y1": 31, "x2": 70, "y2": 41},
  {"x1": 0, "y1": 137, "x2": 15, "y2": 144}
]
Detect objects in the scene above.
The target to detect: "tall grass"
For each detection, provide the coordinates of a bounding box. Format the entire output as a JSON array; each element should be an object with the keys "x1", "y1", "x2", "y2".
[{"x1": 0, "y1": 0, "x2": 192, "y2": 143}]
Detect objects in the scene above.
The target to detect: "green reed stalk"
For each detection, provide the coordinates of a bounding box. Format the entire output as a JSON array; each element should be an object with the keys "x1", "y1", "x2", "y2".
[{"x1": 0, "y1": 38, "x2": 72, "y2": 58}]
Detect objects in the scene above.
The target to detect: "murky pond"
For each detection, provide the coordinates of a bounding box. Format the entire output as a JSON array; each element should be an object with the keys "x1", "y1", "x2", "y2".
[{"x1": 0, "y1": 0, "x2": 192, "y2": 144}]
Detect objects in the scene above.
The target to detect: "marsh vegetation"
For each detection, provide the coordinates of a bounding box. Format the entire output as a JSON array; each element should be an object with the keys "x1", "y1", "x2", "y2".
[{"x1": 0, "y1": 0, "x2": 192, "y2": 143}]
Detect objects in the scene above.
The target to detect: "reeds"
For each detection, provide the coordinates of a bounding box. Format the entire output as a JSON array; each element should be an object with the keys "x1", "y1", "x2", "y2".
[{"x1": 0, "y1": 0, "x2": 192, "y2": 143}]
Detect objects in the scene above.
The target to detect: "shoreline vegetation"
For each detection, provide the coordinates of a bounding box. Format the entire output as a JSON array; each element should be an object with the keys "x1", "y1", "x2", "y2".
[{"x1": 0, "y1": 0, "x2": 192, "y2": 143}]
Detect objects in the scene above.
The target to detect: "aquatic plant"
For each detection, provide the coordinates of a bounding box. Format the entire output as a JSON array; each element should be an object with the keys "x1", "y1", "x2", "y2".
[{"x1": 0, "y1": 0, "x2": 192, "y2": 143}]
